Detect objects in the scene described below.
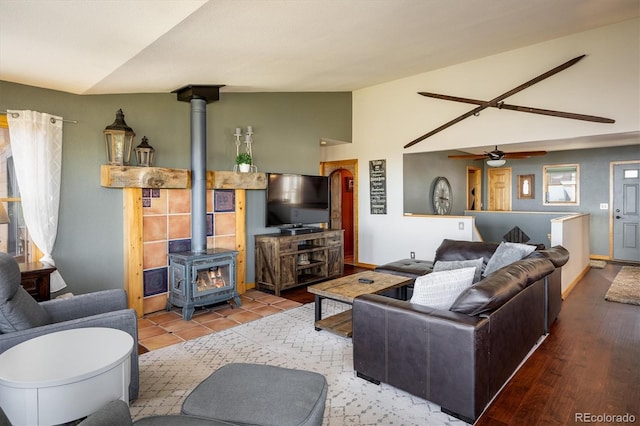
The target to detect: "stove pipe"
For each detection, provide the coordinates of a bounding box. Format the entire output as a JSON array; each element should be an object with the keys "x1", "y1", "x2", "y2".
[
  {"x1": 173, "y1": 85, "x2": 224, "y2": 254},
  {"x1": 190, "y1": 98, "x2": 207, "y2": 253}
]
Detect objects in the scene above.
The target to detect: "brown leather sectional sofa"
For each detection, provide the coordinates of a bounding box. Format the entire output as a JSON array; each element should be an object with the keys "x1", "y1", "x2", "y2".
[{"x1": 353, "y1": 239, "x2": 569, "y2": 423}]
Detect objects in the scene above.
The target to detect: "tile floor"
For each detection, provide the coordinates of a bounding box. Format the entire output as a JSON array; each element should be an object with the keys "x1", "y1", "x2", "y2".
[{"x1": 137, "y1": 289, "x2": 302, "y2": 353}]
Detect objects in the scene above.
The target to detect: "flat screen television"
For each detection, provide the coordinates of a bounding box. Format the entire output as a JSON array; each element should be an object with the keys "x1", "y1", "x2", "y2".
[{"x1": 266, "y1": 173, "x2": 330, "y2": 229}]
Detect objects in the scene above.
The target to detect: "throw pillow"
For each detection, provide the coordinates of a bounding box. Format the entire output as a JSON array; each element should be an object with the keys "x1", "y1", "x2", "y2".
[
  {"x1": 410, "y1": 267, "x2": 476, "y2": 310},
  {"x1": 483, "y1": 242, "x2": 536, "y2": 277},
  {"x1": 433, "y1": 257, "x2": 484, "y2": 283}
]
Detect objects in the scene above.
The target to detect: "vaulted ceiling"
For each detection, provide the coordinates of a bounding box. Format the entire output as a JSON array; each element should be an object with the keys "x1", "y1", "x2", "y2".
[{"x1": 1, "y1": 0, "x2": 638, "y2": 95}]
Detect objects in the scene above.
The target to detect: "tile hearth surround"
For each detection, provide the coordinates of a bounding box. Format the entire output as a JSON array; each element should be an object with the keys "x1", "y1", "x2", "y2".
[
  {"x1": 141, "y1": 187, "x2": 238, "y2": 313},
  {"x1": 138, "y1": 289, "x2": 301, "y2": 352}
]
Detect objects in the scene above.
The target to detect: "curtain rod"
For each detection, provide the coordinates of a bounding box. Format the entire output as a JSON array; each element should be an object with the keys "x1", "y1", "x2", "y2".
[{"x1": 1, "y1": 111, "x2": 78, "y2": 124}]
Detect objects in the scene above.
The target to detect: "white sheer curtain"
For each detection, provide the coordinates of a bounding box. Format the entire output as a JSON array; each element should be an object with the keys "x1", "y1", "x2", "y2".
[{"x1": 7, "y1": 110, "x2": 67, "y2": 292}]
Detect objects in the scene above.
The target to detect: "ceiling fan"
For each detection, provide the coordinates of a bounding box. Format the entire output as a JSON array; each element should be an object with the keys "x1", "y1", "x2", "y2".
[{"x1": 448, "y1": 146, "x2": 547, "y2": 166}]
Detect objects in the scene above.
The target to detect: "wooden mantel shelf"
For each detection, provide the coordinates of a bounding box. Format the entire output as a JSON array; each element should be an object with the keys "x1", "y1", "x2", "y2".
[{"x1": 100, "y1": 165, "x2": 266, "y2": 190}]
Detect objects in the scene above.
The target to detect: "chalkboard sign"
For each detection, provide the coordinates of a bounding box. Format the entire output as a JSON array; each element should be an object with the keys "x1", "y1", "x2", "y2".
[{"x1": 369, "y1": 159, "x2": 387, "y2": 214}]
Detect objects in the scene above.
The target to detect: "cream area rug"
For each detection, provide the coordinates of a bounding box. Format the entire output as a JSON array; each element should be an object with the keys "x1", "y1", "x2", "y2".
[
  {"x1": 131, "y1": 300, "x2": 467, "y2": 426},
  {"x1": 605, "y1": 266, "x2": 640, "y2": 306}
]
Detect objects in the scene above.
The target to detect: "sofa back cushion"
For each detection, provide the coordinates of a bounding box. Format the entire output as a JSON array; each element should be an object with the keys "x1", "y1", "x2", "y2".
[
  {"x1": 516, "y1": 254, "x2": 556, "y2": 284},
  {"x1": 449, "y1": 263, "x2": 530, "y2": 316},
  {"x1": 0, "y1": 253, "x2": 51, "y2": 333},
  {"x1": 434, "y1": 239, "x2": 499, "y2": 269}
]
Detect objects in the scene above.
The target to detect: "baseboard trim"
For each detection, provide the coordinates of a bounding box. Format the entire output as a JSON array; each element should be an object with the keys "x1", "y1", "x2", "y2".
[
  {"x1": 355, "y1": 262, "x2": 376, "y2": 269},
  {"x1": 562, "y1": 265, "x2": 590, "y2": 299}
]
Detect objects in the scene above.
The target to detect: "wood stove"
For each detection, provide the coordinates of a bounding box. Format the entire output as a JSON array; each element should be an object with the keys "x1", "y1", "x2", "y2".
[
  {"x1": 165, "y1": 85, "x2": 242, "y2": 321},
  {"x1": 168, "y1": 248, "x2": 241, "y2": 320}
]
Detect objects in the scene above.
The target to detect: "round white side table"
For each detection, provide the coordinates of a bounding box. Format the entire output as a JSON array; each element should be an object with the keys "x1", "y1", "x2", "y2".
[{"x1": 0, "y1": 327, "x2": 133, "y2": 426}]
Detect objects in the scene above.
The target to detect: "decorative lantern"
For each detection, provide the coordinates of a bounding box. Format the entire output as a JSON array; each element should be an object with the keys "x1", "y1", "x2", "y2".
[
  {"x1": 135, "y1": 136, "x2": 155, "y2": 167},
  {"x1": 103, "y1": 109, "x2": 135, "y2": 165}
]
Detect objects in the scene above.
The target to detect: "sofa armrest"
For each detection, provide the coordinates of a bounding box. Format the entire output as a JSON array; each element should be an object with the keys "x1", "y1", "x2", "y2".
[
  {"x1": 374, "y1": 259, "x2": 434, "y2": 278},
  {"x1": 0, "y1": 308, "x2": 136, "y2": 352},
  {"x1": 434, "y1": 239, "x2": 499, "y2": 265},
  {"x1": 538, "y1": 245, "x2": 570, "y2": 268},
  {"x1": 353, "y1": 294, "x2": 490, "y2": 421},
  {"x1": 40, "y1": 289, "x2": 128, "y2": 323}
]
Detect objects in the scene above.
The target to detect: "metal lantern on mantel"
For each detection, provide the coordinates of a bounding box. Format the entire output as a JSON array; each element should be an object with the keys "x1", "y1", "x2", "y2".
[
  {"x1": 103, "y1": 109, "x2": 135, "y2": 165},
  {"x1": 135, "y1": 136, "x2": 155, "y2": 167}
]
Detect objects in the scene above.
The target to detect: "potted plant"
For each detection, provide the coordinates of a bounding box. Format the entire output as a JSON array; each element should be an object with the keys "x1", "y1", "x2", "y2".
[{"x1": 236, "y1": 152, "x2": 252, "y2": 172}]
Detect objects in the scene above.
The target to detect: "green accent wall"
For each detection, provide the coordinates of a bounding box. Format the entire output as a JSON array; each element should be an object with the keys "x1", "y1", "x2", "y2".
[{"x1": 0, "y1": 81, "x2": 351, "y2": 295}]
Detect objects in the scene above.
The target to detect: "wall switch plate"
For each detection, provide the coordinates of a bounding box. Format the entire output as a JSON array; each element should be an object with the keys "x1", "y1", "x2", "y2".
[
  {"x1": 459, "y1": 222, "x2": 464, "y2": 230},
  {"x1": 410, "y1": 251, "x2": 415, "y2": 259},
  {"x1": 600, "y1": 203, "x2": 609, "y2": 210}
]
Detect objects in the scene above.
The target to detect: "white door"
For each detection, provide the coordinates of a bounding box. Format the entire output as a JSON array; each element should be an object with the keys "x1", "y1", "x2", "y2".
[{"x1": 613, "y1": 162, "x2": 640, "y2": 261}]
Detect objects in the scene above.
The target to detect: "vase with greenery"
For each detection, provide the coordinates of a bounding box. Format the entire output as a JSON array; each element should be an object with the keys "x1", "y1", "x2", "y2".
[{"x1": 236, "y1": 152, "x2": 252, "y2": 172}]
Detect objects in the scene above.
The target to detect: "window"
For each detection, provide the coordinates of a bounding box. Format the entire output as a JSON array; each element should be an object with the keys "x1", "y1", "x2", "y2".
[
  {"x1": 0, "y1": 115, "x2": 33, "y2": 263},
  {"x1": 543, "y1": 164, "x2": 579, "y2": 206}
]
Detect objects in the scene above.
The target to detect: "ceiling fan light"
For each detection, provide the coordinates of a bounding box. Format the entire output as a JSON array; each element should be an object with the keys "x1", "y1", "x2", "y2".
[{"x1": 487, "y1": 159, "x2": 506, "y2": 167}]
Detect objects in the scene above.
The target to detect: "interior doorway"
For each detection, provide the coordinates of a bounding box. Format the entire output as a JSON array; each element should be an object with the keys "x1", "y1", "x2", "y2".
[
  {"x1": 487, "y1": 167, "x2": 512, "y2": 211},
  {"x1": 320, "y1": 159, "x2": 358, "y2": 265},
  {"x1": 467, "y1": 166, "x2": 482, "y2": 210}
]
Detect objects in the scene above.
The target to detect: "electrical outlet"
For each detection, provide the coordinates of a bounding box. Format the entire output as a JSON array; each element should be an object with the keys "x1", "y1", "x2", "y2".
[
  {"x1": 410, "y1": 251, "x2": 415, "y2": 259},
  {"x1": 459, "y1": 222, "x2": 464, "y2": 230}
]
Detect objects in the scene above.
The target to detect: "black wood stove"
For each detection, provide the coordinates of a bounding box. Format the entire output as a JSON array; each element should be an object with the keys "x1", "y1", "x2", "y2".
[
  {"x1": 168, "y1": 248, "x2": 241, "y2": 321},
  {"x1": 166, "y1": 85, "x2": 242, "y2": 320}
]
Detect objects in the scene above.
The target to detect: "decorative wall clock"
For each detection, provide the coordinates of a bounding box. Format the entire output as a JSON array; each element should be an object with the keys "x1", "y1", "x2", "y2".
[{"x1": 432, "y1": 176, "x2": 452, "y2": 215}]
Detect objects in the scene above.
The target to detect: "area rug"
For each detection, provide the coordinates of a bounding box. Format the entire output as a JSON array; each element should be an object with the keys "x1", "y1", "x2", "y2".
[
  {"x1": 605, "y1": 266, "x2": 640, "y2": 305},
  {"x1": 131, "y1": 301, "x2": 467, "y2": 426}
]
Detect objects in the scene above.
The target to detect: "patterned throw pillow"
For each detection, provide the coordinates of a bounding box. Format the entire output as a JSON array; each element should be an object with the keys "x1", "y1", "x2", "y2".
[
  {"x1": 482, "y1": 241, "x2": 536, "y2": 277},
  {"x1": 410, "y1": 267, "x2": 476, "y2": 310},
  {"x1": 433, "y1": 257, "x2": 484, "y2": 283}
]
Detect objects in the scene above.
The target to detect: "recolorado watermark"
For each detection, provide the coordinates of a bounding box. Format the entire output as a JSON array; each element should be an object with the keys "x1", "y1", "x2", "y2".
[{"x1": 575, "y1": 412, "x2": 636, "y2": 423}]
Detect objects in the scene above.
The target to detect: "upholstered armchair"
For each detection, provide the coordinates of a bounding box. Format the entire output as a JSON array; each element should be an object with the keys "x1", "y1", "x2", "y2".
[{"x1": 0, "y1": 253, "x2": 139, "y2": 400}]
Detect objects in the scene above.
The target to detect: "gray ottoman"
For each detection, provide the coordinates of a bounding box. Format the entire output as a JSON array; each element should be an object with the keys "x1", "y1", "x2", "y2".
[{"x1": 181, "y1": 363, "x2": 328, "y2": 426}]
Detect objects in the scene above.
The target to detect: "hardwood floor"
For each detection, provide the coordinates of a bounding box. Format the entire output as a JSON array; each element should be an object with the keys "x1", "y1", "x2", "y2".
[
  {"x1": 279, "y1": 262, "x2": 640, "y2": 425},
  {"x1": 475, "y1": 263, "x2": 639, "y2": 425}
]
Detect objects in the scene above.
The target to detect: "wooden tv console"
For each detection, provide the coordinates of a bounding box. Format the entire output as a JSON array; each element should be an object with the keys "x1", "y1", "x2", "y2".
[{"x1": 255, "y1": 229, "x2": 344, "y2": 296}]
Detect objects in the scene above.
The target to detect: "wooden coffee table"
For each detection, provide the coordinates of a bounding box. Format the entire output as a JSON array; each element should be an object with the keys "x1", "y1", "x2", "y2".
[{"x1": 307, "y1": 271, "x2": 412, "y2": 337}]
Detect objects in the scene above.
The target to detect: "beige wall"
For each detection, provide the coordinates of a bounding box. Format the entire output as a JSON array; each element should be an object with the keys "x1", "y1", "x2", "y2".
[{"x1": 322, "y1": 19, "x2": 640, "y2": 265}]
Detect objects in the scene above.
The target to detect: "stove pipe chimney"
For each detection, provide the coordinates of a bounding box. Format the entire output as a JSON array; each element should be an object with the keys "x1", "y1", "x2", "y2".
[{"x1": 173, "y1": 85, "x2": 224, "y2": 254}]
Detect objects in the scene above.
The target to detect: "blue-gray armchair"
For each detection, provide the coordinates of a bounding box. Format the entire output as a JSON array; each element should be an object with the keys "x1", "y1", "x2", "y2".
[{"x1": 0, "y1": 252, "x2": 139, "y2": 400}]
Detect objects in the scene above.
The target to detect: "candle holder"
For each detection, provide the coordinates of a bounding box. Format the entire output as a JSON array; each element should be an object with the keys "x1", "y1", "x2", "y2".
[
  {"x1": 135, "y1": 136, "x2": 155, "y2": 167},
  {"x1": 103, "y1": 109, "x2": 135, "y2": 165},
  {"x1": 233, "y1": 126, "x2": 257, "y2": 173}
]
